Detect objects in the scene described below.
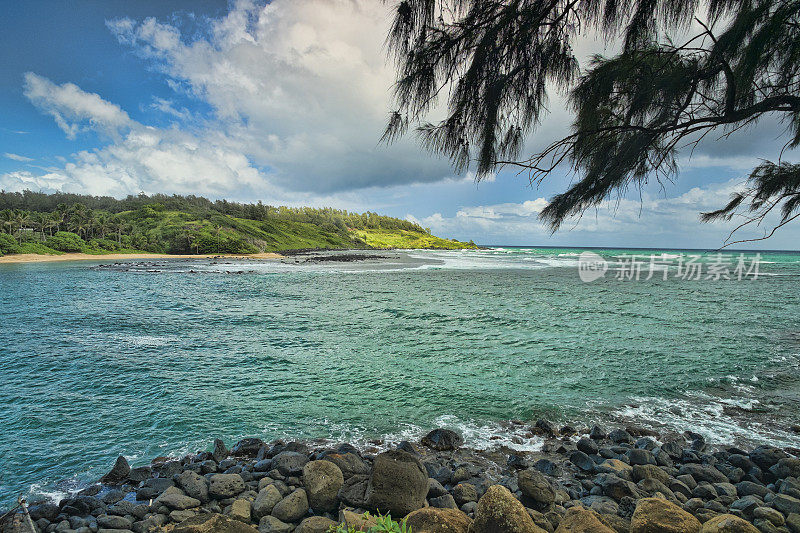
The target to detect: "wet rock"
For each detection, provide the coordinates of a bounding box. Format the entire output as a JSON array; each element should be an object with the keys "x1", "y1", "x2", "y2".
[
  {"x1": 212, "y1": 440, "x2": 229, "y2": 462},
  {"x1": 320, "y1": 452, "x2": 370, "y2": 478},
  {"x1": 209, "y1": 474, "x2": 246, "y2": 499},
  {"x1": 100, "y1": 457, "x2": 131, "y2": 485},
  {"x1": 405, "y1": 507, "x2": 472, "y2": 533},
  {"x1": 590, "y1": 426, "x2": 607, "y2": 440},
  {"x1": 773, "y1": 494, "x2": 800, "y2": 515},
  {"x1": 628, "y1": 449, "x2": 656, "y2": 466},
  {"x1": 176, "y1": 471, "x2": 210, "y2": 503},
  {"x1": 631, "y1": 497, "x2": 701, "y2": 533},
  {"x1": 421, "y1": 429, "x2": 464, "y2": 451},
  {"x1": 519, "y1": 470, "x2": 556, "y2": 505},
  {"x1": 570, "y1": 451, "x2": 595, "y2": 472},
  {"x1": 608, "y1": 429, "x2": 634, "y2": 445},
  {"x1": 596, "y1": 474, "x2": 639, "y2": 501},
  {"x1": 172, "y1": 513, "x2": 258, "y2": 533},
  {"x1": 365, "y1": 450, "x2": 428, "y2": 517},
  {"x1": 554, "y1": 506, "x2": 615, "y2": 533},
  {"x1": 471, "y1": 485, "x2": 546, "y2": 533},
  {"x1": 302, "y1": 460, "x2": 343, "y2": 513},
  {"x1": 251, "y1": 485, "x2": 282, "y2": 520},
  {"x1": 535, "y1": 420, "x2": 558, "y2": 437},
  {"x1": 508, "y1": 455, "x2": 531, "y2": 470},
  {"x1": 752, "y1": 507, "x2": 784, "y2": 526},
  {"x1": 294, "y1": 516, "x2": 337, "y2": 533},
  {"x1": 230, "y1": 439, "x2": 264, "y2": 457},
  {"x1": 632, "y1": 465, "x2": 669, "y2": 485},
  {"x1": 577, "y1": 438, "x2": 599, "y2": 456},
  {"x1": 271, "y1": 489, "x2": 308, "y2": 523},
  {"x1": 534, "y1": 459, "x2": 563, "y2": 478},
  {"x1": 749, "y1": 447, "x2": 789, "y2": 471},
  {"x1": 679, "y1": 464, "x2": 729, "y2": 484},
  {"x1": 699, "y1": 514, "x2": 759, "y2": 532},
  {"x1": 29, "y1": 503, "x2": 60, "y2": 522},
  {"x1": 271, "y1": 452, "x2": 308, "y2": 477},
  {"x1": 771, "y1": 458, "x2": 800, "y2": 479}
]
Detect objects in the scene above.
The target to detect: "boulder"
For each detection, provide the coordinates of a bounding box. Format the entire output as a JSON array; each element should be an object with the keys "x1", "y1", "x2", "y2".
[
  {"x1": 749, "y1": 446, "x2": 788, "y2": 470},
  {"x1": 96, "y1": 516, "x2": 132, "y2": 530},
  {"x1": 570, "y1": 451, "x2": 595, "y2": 472},
  {"x1": 294, "y1": 516, "x2": 337, "y2": 533},
  {"x1": 209, "y1": 474, "x2": 246, "y2": 499},
  {"x1": 338, "y1": 474, "x2": 369, "y2": 508},
  {"x1": 633, "y1": 465, "x2": 670, "y2": 485},
  {"x1": 773, "y1": 494, "x2": 800, "y2": 515},
  {"x1": 554, "y1": 506, "x2": 615, "y2": 533},
  {"x1": 302, "y1": 460, "x2": 344, "y2": 512},
  {"x1": 365, "y1": 450, "x2": 428, "y2": 517},
  {"x1": 679, "y1": 464, "x2": 729, "y2": 484},
  {"x1": 430, "y1": 494, "x2": 458, "y2": 509},
  {"x1": 577, "y1": 438, "x2": 599, "y2": 456},
  {"x1": 252, "y1": 485, "x2": 282, "y2": 519},
  {"x1": 100, "y1": 456, "x2": 131, "y2": 485},
  {"x1": 321, "y1": 452, "x2": 371, "y2": 478},
  {"x1": 405, "y1": 507, "x2": 472, "y2": 533},
  {"x1": 230, "y1": 499, "x2": 251, "y2": 523},
  {"x1": 258, "y1": 516, "x2": 291, "y2": 533},
  {"x1": 699, "y1": 514, "x2": 759, "y2": 532},
  {"x1": 421, "y1": 429, "x2": 464, "y2": 451},
  {"x1": 519, "y1": 470, "x2": 556, "y2": 505},
  {"x1": 28, "y1": 503, "x2": 60, "y2": 522},
  {"x1": 453, "y1": 484, "x2": 478, "y2": 506},
  {"x1": 630, "y1": 497, "x2": 701, "y2": 533},
  {"x1": 157, "y1": 491, "x2": 202, "y2": 511},
  {"x1": 338, "y1": 509, "x2": 378, "y2": 531},
  {"x1": 271, "y1": 452, "x2": 309, "y2": 476},
  {"x1": 271, "y1": 489, "x2": 309, "y2": 523},
  {"x1": 172, "y1": 513, "x2": 258, "y2": 533},
  {"x1": 176, "y1": 470, "x2": 210, "y2": 503},
  {"x1": 230, "y1": 438, "x2": 264, "y2": 457},
  {"x1": 470, "y1": 485, "x2": 547, "y2": 533},
  {"x1": 212, "y1": 439, "x2": 229, "y2": 462}
]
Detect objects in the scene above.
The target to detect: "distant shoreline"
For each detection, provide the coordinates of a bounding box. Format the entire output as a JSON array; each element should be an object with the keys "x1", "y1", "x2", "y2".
[{"x1": 0, "y1": 252, "x2": 284, "y2": 264}]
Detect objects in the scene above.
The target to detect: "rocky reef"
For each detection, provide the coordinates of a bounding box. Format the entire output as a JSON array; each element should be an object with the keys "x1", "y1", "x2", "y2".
[{"x1": 3, "y1": 422, "x2": 800, "y2": 533}]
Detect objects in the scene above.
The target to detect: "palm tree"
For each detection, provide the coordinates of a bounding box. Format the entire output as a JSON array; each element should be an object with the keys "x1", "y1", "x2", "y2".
[
  {"x1": 0, "y1": 210, "x2": 15, "y2": 236},
  {"x1": 14, "y1": 210, "x2": 31, "y2": 243}
]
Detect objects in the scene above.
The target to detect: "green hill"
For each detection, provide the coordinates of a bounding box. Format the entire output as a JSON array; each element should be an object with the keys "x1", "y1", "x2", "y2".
[{"x1": 0, "y1": 190, "x2": 476, "y2": 256}]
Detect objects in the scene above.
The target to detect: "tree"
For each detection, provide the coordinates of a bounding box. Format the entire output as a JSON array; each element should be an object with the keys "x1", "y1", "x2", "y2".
[{"x1": 384, "y1": 0, "x2": 800, "y2": 245}]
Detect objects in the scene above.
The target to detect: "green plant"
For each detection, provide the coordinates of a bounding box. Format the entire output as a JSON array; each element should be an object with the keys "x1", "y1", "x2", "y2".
[
  {"x1": 327, "y1": 512, "x2": 411, "y2": 533},
  {"x1": 46, "y1": 231, "x2": 86, "y2": 252},
  {"x1": 0, "y1": 233, "x2": 20, "y2": 255}
]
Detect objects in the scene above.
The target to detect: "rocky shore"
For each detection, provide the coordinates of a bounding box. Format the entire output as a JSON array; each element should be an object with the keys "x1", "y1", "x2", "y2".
[{"x1": 4, "y1": 422, "x2": 800, "y2": 533}]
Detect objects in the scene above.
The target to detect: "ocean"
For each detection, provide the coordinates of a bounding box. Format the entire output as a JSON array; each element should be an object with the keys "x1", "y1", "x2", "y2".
[{"x1": 0, "y1": 246, "x2": 798, "y2": 505}]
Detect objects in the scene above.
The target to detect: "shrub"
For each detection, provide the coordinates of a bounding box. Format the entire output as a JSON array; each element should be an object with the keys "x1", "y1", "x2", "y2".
[
  {"x1": 46, "y1": 231, "x2": 86, "y2": 252},
  {"x1": 88, "y1": 238, "x2": 120, "y2": 251},
  {"x1": 0, "y1": 233, "x2": 20, "y2": 255},
  {"x1": 327, "y1": 512, "x2": 411, "y2": 533}
]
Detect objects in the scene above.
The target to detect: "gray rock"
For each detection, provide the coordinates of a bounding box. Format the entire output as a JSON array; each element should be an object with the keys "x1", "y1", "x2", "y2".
[
  {"x1": 730, "y1": 495, "x2": 762, "y2": 515},
  {"x1": 157, "y1": 491, "x2": 201, "y2": 511},
  {"x1": 294, "y1": 516, "x2": 336, "y2": 533},
  {"x1": 569, "y1": 450, "x2": 595, "y2": 472},
  {"x1": 302, "y1": 460, "x2": 343, "y2": 513},
  {"x1": 627, "y1": 449, "x2": 656, "y2": 466},
  {"x1": 750, "y1": 446, "x2": 789, "y2": 470},
  {"x1": 577, "y1": 437, "x2": 599, "y2": 455},
  {"x1": 518, "y1": 469, "x2": 555, "y2": 505},
  {"x1": 608, "y1": 429, "x2": 633, "y2": 444},
  {"x1": 176, "y1": 471, "x2": 209, "y2": 503},
  {"x1": 774, "y1": 494, "x2": 800, "y2": 515},
  {"x1": 230, "y1": 439, "x2": 264, "y2": 457},
  {"x1": 421, "y1": 429, "x2": 464, "y2": 451},
  {"x1": 365, "y1": 450, "x2": 427, "y2": 517},
  {"x1": 258, "y1": 516, "x2": 291, "y2": 533},
  {"x1": 319, "y1": 452, "x2": 370, "y2": 478},
  {"x1": 427, "y1": 478, "x2": 447, "y2": 498},
  {"x1": 212, "y1": 439, "x2": 229, "y2": 462},
  {"x1": 271, "y1": 489, "x2": 308, "y2": 523},
  {"x1": 96, "y1": 516, "x2": 132, "y2": 530},
  {"x1": 429, "y1": 494, "x2": 458, "y2": 509},
  {"x1": 270, "y1": 452, "x2": 308, "y2": 477},
  {"x1": 100, "y1": 457, "x2": 131, "y2": 485},
  {"x1": 251, "y1": 485, "x2": 282, "y2": 520},
  {"x1": 29, "y1": 504, "x2": 60, "y2": 522},
  {"x1": 337, "y1": 474, "x2": 369, "y2": 508},
  {"x1": 679, "y1": 463, "x2": 728, "y2": 484},
  {"x1": 452, "y1": 483, "x2": 478, "y2": 506},
  {"x1": 753, "y1": 506, "x2": 785, "y2": 526},
  {"x1": 209, "y1": 474, "x2": 246, "y2": 499}
]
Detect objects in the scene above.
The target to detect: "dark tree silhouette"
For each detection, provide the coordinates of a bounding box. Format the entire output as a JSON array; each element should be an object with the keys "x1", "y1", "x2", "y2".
[{"x1": 384, "y1": 0, "x2": 800, "y2": 245}]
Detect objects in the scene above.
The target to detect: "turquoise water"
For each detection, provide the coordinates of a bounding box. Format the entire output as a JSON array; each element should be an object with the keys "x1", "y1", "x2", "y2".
[{"x1": 1, "y1": 247, "x2": 799, "y2": 505}]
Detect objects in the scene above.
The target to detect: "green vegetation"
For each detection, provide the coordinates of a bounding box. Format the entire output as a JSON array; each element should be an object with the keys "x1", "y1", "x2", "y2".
[
  {"x1": 0, "y1": 190, "x2": 475, "y2": 256},
  {"x1": 328, "y1": 512, "x2": 411, "y2": 533}
]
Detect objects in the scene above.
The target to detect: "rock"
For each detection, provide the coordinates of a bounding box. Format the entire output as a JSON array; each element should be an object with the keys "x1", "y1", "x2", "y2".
[
  {"x1": 338, "y1": 509, "x2": 378, "y2": 531},
  {"x1": 421, "y1": 429, "x2": 464, "y2": 451},
  {"x1": 596, "y1": 474, "x2": 639, "y2": 501},
  {"x1": 100, "y1": 456, "x2": 131, "y2": 485},
  {"x1": 630, "y1": 497, "x2": 701, "y2": 533},
  {"x1": 595, "y1": 459, "x2": 632, "y2": 478},
  {"x1": 471, "y1": 485, "x2": 547, "y2": 533},
  {"x1": 132, "y1": 514, "x2": 167, "y2": 533},
  {"x1": 570, "y1": 451, "x2": 595, "y2": 472},
  {"x1": 554, "y1": 506, "x2": 615, "y2": 533},
  {"x1": 628, "y1": 449, "x2": 656, "y2": 466},
  {"x1": 230, "y1": 499, "x2": 251, "y2": 523},
  {"x1": 209, "y1": 474, "x2": 246, "y2": 499},
  {"x1": 750, "y1": 446, "x2": 789, "y2": 471},
  {"x1": 772, "y1": 458, "x2": 800, "y2": 479},
  {"x1": 271, "y1": 452, "x2": 308, "y2": 476},
  {"x1": 773, "y1": 494, "x2": 800, "y2": 515},
  {"x1": 171, "y1": 510, "x2": 198, "y2": 523},
  {"x1": 535, "y1": 419, "x2": 557, "y2": 436},
  {"x1": 212, "y1": 439, "x2": 229, "y2": 462},
  {"x1": 176, "y1": 470, "x2": 210, "y2": 503},
  {"x1": 633, "y1": 465, "x2": 670, "y2": 485},
  {"x1": 320, "y1": 452, "x2": 370, "y2": 478},
  {"x1": 430, "y1": 494, "x2": 458, "y2": 509},
  {"x1": 338, "y1": 474, "x2": 369, "y2": 508},
  {"x1": 172, "y1": 513, "x2": 258, "y2": 533},
  {"x1": 271, "y1": 489, "x2": 308, "y2": 523},
  {"x1": 679, "y1": 464, "x2": 729, "y2": 484},
  {"x1": 230, "y1": 438, "x2": 264, "y2": 457},
  {"x1": 365, "y1": 450, "x2": 428, "y2": 517},
  {"x1": 428, "y1": 478, "x2": 448, "y2": 498},
  {"x1": 577, "y1": 438, "x2": 599, "y2": 456},
  {"x1": 534, "y1": 459, "x2": 563, "y2": 477},
  {"x1": 590, "y1": 426, "x2": 607, "y2": 440},
  {"x1": 302, "y1": 460, "x2": 343, "y2": 512},
  {"x1": 252, "y1": 485, "x2": 282, "y2": 520},
  {"x1": 785, "y1": 513, "x2": 800, "y2": 533},
  {"x1": 453, "y1": 484, "x2": 478, "y2": 506},
  {"x1": 753, "y1": 507, "x2": 784, "y2": 526},
  {"x1": 405, "y1": 507, "x2": 472, "y2": 533},
  {"x1": 96, "y1": 516, "x2": 132, "y2": 530},
  {"x1": 699, "y1": 514, "x2": 759, "y2": 532},
  {"x1": 157, "y1": 492, "x2": 202, "y2": 511},
  {"x1": 608, "y1": 429, "x2": 634, "y2": 444},
  {"x1": 257, "y1": 516, "x2": 291, "y2": 533},
  {"x1": 294, "y1": 516, "x2": 337, "y2": 533},
  {"x1": 519, "y1": 470, "x2": 556, "y2": 505},
  {"x1": 28, "y1": 503, "x2": 60, "y2": 522},
  {"x1": 736, "y1": 481, "x2": 769, "y2": 498}
]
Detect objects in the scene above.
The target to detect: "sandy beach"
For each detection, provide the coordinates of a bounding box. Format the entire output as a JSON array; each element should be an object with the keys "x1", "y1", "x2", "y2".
[{"x1": 0, "y1": 252, "x2": 283, "y2": 264}]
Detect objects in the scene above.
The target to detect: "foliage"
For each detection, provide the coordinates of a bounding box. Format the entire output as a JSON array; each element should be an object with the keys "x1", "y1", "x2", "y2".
[
  {"x1": 0, "y1": 233, "x2": 20, "y2": 255},
  {"x1": 384, "y1": 0, "x2": 800, "y2": 242},
  {"x1": 327, "y1": 511, "x2": 411, "y2": 533},
  {"x1": 46, "y1": 231, "x2": 86, "y2": 253},
  {"x1": 0, "y1": 192, "x2": 473, "y2": 255}
]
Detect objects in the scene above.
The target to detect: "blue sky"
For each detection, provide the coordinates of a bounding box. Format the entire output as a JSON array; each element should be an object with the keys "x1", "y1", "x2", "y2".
[{"x1": 1, "y1": 0, "x2": 798, "y2": 249}]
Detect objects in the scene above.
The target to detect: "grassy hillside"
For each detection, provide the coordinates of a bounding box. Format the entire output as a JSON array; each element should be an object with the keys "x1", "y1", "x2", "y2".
[{"x1": 0, "y1": 191, "x2": 476, "y2": 255}]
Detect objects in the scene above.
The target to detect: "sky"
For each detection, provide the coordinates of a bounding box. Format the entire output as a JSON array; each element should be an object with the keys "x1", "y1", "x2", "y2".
[{"x1": 1, "y1": 0, "x2": 798, "y2": 249}]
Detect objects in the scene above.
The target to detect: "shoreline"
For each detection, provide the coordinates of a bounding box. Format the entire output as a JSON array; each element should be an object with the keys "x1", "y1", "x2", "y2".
[
  {"x1": 0, "y1": 252, "x2": 284, "y2": 264},
  {"x1": 4, "y1": 422, "x2": 800, "y2": 533}
]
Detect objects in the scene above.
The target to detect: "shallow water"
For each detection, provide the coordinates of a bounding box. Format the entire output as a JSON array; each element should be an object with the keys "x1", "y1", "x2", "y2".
[{"x1": 0, "y1": 247, "x2": 799, "y2": 505}]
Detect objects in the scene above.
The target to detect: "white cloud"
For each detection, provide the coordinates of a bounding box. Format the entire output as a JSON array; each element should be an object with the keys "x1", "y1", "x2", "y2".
[{"x1": 4, "y1": 153, "x2": 34, "y2": 162}]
